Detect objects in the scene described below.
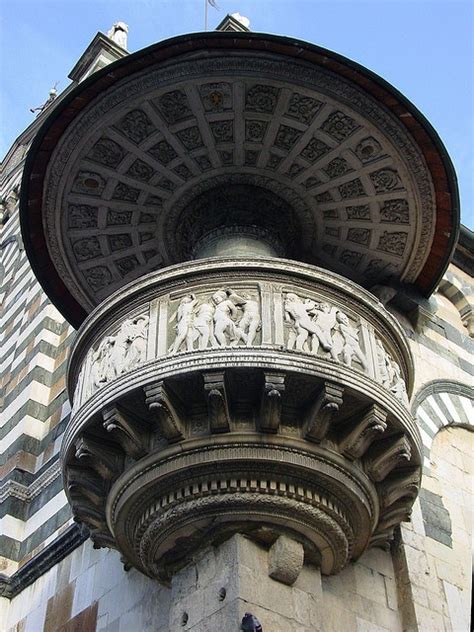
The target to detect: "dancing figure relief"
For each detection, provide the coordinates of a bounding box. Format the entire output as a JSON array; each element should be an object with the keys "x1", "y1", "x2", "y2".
[
  {"x1": 89, "y1": 313, "x2": 149, "y2": 392},
  {"x1": 333, "y1": 312, "x2": 367, "y2": 371},
  {"x1": 284, "y1": 292, "x2": 367, "y2": 370},
  {"x1": 169, "y1": 288, "x2": 261, "y2": 353},
  {"x1": 284, "y1": 294, "x2": 335, "y2": 354},
  {"x1": 169, "y1": 294, "x2": 198, "y2": 354},
  {"x1": 375, "y1": 337, "x2": 409, "y2": 405},
  {"x1": 239, "y1": 293, "x2": 261, "y2": 347}
]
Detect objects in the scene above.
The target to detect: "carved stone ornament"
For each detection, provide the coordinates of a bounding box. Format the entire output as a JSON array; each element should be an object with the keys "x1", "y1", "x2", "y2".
[
  {"x1": 63, "y1": 259, "x2": 420, "y2": 580},
  {"x1": 38, "y1": 54, "x2": 437, "y2": 312}
]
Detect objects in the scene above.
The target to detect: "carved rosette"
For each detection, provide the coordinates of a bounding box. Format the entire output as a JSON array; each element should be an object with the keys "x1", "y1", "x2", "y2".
[{"x1": 63, "y1": 259, "x2": 421, "y2": 579}]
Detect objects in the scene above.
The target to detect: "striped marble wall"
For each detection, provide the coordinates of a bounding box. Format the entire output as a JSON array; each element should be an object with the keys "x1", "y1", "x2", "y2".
[
  {"x1": 1, "y1": 162, "x2": 76, "y2": 584},
  {"x1": 413, "y1": 382, "x2": 473, "y2": 473}
]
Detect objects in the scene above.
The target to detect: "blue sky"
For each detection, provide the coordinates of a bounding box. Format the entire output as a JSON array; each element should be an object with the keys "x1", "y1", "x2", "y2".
[{"x1": 1, "y1": 0, "x2": 472, "y2": 227}]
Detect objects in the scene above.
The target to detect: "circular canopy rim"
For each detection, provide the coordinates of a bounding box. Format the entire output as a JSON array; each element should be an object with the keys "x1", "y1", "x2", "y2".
[{"x1": 20, "y1": 31, "x2": 460, "y2": 329}]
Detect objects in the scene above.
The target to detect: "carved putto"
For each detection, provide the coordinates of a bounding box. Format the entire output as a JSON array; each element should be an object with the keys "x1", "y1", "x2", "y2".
[
  {"x1": 284, "y1": 293, "x2": 367, "y2": 371},
  {"x1": 169, "y1": 288, "x2": 261, "y2": 353},
  {"x1": 375, "y1": 337, "x2": 409, "y2": 405},
  {"x1": 89, "y1": 314, "x2": 149, "y2": 391}
]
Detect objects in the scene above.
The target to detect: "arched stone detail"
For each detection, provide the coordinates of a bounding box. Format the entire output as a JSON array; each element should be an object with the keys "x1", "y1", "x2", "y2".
[
  {"x1": 412, "y1": 380, "x2": 473, "y2": 473},
  {"x1": 436, "y1": 272, "x2": 474, "y2": 337}
]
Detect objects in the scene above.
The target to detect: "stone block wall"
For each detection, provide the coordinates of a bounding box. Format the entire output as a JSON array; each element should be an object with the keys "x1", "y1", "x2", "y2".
[
  {"x1": 1, "y1": 541, "x2": 169, "y2": 632},
  {"x1": 1, "y1": 534, "x2": 404, "y2": 632},
  {"x1": 394, "y1": 427, "x2": 473, "y2": 632}
]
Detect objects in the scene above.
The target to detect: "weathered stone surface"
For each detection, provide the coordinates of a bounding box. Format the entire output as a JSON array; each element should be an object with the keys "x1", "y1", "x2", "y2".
[{"x1": 268, "y1": 536, "x2": 304, "y2": 585}]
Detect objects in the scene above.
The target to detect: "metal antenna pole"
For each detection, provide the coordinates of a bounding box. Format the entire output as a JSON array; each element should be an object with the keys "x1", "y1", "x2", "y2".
[{"x1": 205, "y1": 0, "x2": 208, "y2": 31}]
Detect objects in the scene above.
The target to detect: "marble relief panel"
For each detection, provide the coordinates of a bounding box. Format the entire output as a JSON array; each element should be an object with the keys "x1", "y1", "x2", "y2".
[{"x1": 72, "y1": 282, "x2": 410, "y2": 412}]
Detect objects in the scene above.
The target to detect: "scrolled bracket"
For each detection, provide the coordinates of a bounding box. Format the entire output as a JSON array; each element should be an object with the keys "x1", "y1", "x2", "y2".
[
  {"x1": 144, "y1": 381, "x2": 184, "y2": 443},
  {"x1": 102, "y1": 405, "x2": 149, "y2": 459},
  {"x1": 365, "y1": 434, "x2": 412, "y2": 482},
  {"x1": 338, "y1": 404, "x2": 388, "y2": 460},
  {"x1": 203, "y1": 372, "x2": 231, "y2": 433},
  {"x1": 75, "y1": 435, "x2": 123, "y2": 480},
  {"x1": 379, "y1": 468, "x2": 420, "y2": 509},
  {"x1": 259, "y1": 372, "x2": 285, "y2": 433},
  {"x1": 304, "y1": 381, "x2": 344, "y2": 442}
]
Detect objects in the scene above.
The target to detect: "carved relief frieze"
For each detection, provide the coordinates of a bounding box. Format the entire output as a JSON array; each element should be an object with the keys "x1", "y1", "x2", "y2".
[
  {"x1": 374, "y1": 336, "x2": 409, "y2": 406},
  {"x1": 88, "y1": 312, "x2": 150, "y2": 395},
  {"x1": 70, "y1": 270, "x2": 411, "y2": 416},
  {"x1": 168, "y1": 287, "x2": 261, "y2": 353},
  {"x1": 283, "y1": 292, "x2": 367, "y2": 372}
]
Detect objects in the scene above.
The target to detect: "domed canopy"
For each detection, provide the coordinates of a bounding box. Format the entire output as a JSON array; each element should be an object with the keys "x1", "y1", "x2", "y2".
[{"x1": 20, "y1": 32, "x2": 459, "y2": 328}]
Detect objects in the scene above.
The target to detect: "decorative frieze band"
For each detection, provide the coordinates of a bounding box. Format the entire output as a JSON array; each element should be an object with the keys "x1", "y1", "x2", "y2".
[{"x1": 71, "y1": 277, "x2": 409, "y2": 414}]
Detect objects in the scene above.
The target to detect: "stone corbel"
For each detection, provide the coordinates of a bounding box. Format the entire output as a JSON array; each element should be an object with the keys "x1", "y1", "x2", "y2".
[
  {"x1": 259, "y1": 372, "x2": 285, "y2": 433},
  {"x1": 144, "y1": 381, "x2": 184, "y2": 442},
  {"x1": 377, "y1": 500, "x2": 412, "y2": 532},
  {"x1": 338, "y1": 404, "x2": 387, "y2": 460},
  {"x1": 203, "y1": 372, "x2": 231, "y2": 433},
  {"x1": 67, "y1": 465, "x2": 105, "y2": 509},
  {"x1": 369, "y1": 527, "x2": 395, "y2": 551},
  {"x1": 379, "y1": 468, "x2": 420, "y2": 509},
  {"x1": 73, "y1": 504, "x2": 107, "y2": 531},
  {"x1": 304, "y1": 381, "x2": 344, "y2": 442},
  {"x1": 365, "y1": 434, "x2": 412, "y2": 482},
  {"x1": 75, "y1": 435, "x2": 123, "y2": 480},
  {"x1": 90, "y1": 528, "x2": 117, "y2": 550},
  {"x1": 102, "y1": 405, "x2": 149, "y2": 458}
]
